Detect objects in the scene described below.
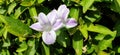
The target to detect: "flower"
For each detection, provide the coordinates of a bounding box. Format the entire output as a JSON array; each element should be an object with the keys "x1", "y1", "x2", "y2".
[
  {"x1": 30, "y1": 10, "x2": 62, "y2": 45},
  {"x1": 56, "y1": 4, "x2": 77, "y2": 28}
]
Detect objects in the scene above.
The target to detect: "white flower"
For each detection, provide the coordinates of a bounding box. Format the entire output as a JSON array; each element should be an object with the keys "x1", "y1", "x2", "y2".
[{"x1": 30, "y1": 10, "x2": 62, "y2": 45}]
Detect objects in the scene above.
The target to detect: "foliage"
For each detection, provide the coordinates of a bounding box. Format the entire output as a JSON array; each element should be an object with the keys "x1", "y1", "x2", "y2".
[{"x1": 0, "y1": 0, "x2": 120, "y2": 55}]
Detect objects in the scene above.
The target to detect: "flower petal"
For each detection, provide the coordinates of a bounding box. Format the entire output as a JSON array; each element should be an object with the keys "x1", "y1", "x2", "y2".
[
  {"x1": 53, "y1": 19, "x2": 63, "y2": 31},
  {"x1": 42, "y1": 30, "x2": 56, "y2": 45},
  {"x1": 66, "y1": 18, "x2": 77, "y2": 28},
  {"x1": 38, "y1": 12, "x2": 50, "y2": 25},
  {"x1": 47, "y1": 9, "x2": 57, "y2": 25},
  {"x1": 58, "y1": 5, "x2": 66, "y2": 15},
  {"x1": 58, "y1": 5, "x2": 69, "y2": 20},
  {"x1": 30, "y1": 22, "x2": 43, "y2": 31},
  {"x1": 62, "y1": 7, "x2": 69, "y2": 20}
]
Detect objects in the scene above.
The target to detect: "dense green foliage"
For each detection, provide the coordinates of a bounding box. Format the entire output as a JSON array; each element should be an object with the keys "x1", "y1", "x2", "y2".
[{"x1": 0, "y1": 0, "x2": 120, "y2": 55}]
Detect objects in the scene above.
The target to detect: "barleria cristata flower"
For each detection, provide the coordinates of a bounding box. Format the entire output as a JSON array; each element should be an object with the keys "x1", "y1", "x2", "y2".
[
  {"x1": 30, "y1": 4, "x2": 77, "y2": 45},
  {"x1": 30, "y1": 10, "x2": 62, "y2": 45}
]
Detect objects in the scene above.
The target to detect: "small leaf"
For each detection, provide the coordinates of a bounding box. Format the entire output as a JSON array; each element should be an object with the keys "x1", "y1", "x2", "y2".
[
  {"x1": 70, "y1": 7, "x2": 79, "y2": 20},
  {"x1": 16, "y1": 41, "x2": 28, "y2": 52},
  {"x1": 20, "y1": 0, "x2": 35, "y2": 6},
  {"x1": 98, "y1": 51, "x2": 110, "y2": 55},
  {"x1": 8, "y1": 2, "x2": 17, "y2": 14},
  {"x1": 98, "y1": 31, "x2": 116, "y2": 50},
  {"x1": 95, "y1": 34, "x2": 106, "y2": 40},
  {"x1": 80, "y1": 0, "x2": 94, "y2": 13},
  {"x1": 87, "y1": 24, "x2": 113, "y2": 35},
  {"x1": 14, "y1": 6, "x2": 28, "y2": 19},
  {"x1": 0, "y1": 8, "x2": 6, "y2": 14},
  {"x1": 79, "y1": 24, "x2": 88, "y2": 39},
  {"x1": 72, "y1": 30, "x2": 83, "y2": 55},
  {"x1": 2, "y1": 38, "x2": 11, "y2": 47},
  {"x1": 25, "y1": 39, "x2": 36, "y2": 55},
  {"x1": 42, "y1": 42, "x2": 50, "y2": 55},
  {"x1": 85, "y1": 11, "x2": 101, "y2": 22},
  {"x1": 37, "y1": 0, "x2": 44, "y2": 4},
  {"x1": 118, "y1": 47, "x2": 120, "y2": 53},
  {"x1": 28, "y1": 6, "x2": 37, "y2": 22},
  {"x1": 110, "y1": 0, "x2": 120, "y2": 13}
]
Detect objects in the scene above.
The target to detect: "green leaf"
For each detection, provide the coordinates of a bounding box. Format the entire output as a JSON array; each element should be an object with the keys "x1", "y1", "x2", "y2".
[
  {"x1": 0, "y1": 15, "x2": 32, "y2": 37},
  {"x1": 0, "y1": 8, "x2": 6, "y2": 14},
  {"x1": 3, "y1": 28, "x2": 7, "y2": 39},
  {"x1": 118, "y1": 47, "x2": 120, "y2": 53},
  {"x1": 98, "y1": 51, "x2": 110, "y2": 55},
  {"x1": 80, "y1": 0, "x2": 94, "y2": 13},
  {"x1": 20, "y1": 0, "x2": 36, "y2": 6},
  {"x1": 16, "y1": 41, "x2": 28, "y2": 52},
  {"x1": 28, "y1": 6, "x2": 37, "y2": 22},
  {"x1": 57, "y1": 30, "x2": 70, "y2": 47},
  {"x1": 37, "y1": 0, "x2": 44, "y2": 4},
  {"x1": 25, "y1": 39, "x2": 36, "y2": 55},
  {"x1": 87, "y1": 44, "x2": 96, "y2": 54},
  {"x1": 14, "y1": 6, "x2": 28, "y2": 19},
  {"x1": 0, "y1": 27, "x2": 5, "y2": 36},
  {"x1": 87, "y1": 24, "x2": 113, "y2": 35},
  {"x1": 98, "y1": 31, "x2": 116, "y2": 50},
  {"x1": 95, "y1": 34, "x2": 106, "y2": 40},
  {"x1": 110, "y1": 0, "x2": 120, "y2": 13},
  {"x1": 70, "y1": 7, "x2": 79, "y2": 20},
  {"x1": 8, "y1": 2, "x2": 16, "y2": 14},
  {"x1": 2, "y1": 38, "x2": 11, "y2": 47},
  {"x1": 72, "y1": 30, "x2": 83, "y2": 55},
  {"x1": 79, "y1": 24, "x2": 88, "y2": 39},
  {"x1": 42, "y1": 42, "x2": 50, "y2": 55},
  {"x1": 98, "y1": 39, "x2": 112, "y2": 50},
  {"x1": 85, "y1": 11, "x2": 101, "y2": 22}
]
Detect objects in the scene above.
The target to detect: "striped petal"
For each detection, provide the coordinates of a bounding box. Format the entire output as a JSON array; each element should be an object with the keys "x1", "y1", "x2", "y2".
[
  {"x1": 42, "y1": 30, "x2": 56, "y2": 45},
  {"x1": 30, "y1": 22, "x2": 43, "y2": 31},
  {"x1": 66, "y1": 18, "x2": 77, "y2": 28}
]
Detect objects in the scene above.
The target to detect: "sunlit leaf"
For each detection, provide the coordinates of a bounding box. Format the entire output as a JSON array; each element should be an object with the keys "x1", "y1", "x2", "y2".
[
  {"x1": 14, "y1": 6, "x2": 28, "y2": 19},
  {"x1": 8, "y1": 2, "x2": 16, "y2": 14},
  {"x1": 29, "y1": 6, "x2": 37, "y2": 22},
  {"x1": 16, "y1": 41, "x2": 28, "y2": 52},
  {"x1": 20, "y1": 0, "x2": 36, "y2": 6},
  {"x1": 87, "y1": 24, "x2": 113, "y2": 35},
  {"x1": 80, "y1": 0, "x2": 94, "y2": 13},
  {"x1": 79, "y1": 24, "x2": 88, "y2": 39}
]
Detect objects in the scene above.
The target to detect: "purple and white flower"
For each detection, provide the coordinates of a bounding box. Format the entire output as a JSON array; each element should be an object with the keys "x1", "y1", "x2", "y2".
[
  {"x1": 56, "y1": 4, "x2": 77, "y2": 28},
  {"x1": 30, "y1": 10, "x2": 62, "y2": 45}
]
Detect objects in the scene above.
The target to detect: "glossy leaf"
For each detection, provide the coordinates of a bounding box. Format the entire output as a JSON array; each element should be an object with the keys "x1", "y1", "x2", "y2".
[{"x1": 81, "y1": 0, "x2": 94, "y2": 13}]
